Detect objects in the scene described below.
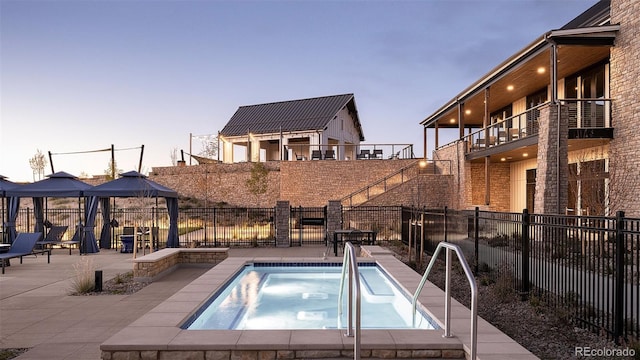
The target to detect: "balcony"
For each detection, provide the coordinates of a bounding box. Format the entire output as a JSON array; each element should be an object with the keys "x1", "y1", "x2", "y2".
[{"x1": 462, "y1": 99, "x2": 613, "y2": 160}]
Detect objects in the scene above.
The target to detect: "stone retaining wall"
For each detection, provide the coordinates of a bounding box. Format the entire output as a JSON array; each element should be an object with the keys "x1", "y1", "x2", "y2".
[{"x1": 132, "y1": 248, "x2": 229, "y2": 282}]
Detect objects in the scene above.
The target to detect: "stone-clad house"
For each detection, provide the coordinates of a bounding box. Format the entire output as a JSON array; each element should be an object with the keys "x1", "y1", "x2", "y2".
[
  {"x1": 422, "y1": 0, "x2": 640, "y2": 217},
  {"x1": 219, "y1": 94, "x2": 364, "y2": 163}
]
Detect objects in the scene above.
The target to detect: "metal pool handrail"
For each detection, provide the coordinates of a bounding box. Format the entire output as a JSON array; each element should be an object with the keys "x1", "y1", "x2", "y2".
[
  {"x1": 337, "y1": 242, "x2": 361, "y2": 360},
  {"x1": 412, "y1": 242, "x2": 478, "y2": 360}
]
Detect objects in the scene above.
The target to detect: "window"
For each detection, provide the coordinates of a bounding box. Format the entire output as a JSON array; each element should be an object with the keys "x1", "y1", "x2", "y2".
[
  {"x1": 567, "y1": 159, "x2": 607, "y2": 215},
  {"x1": 526, "y1": 169, "x2": 536, "y2": 213},
  {"x1": 526, "y1": 88, "x2": 547, "y2": 135},
  {"x1": 565, "y1": 63, "x2": 608, "y2": 128}
]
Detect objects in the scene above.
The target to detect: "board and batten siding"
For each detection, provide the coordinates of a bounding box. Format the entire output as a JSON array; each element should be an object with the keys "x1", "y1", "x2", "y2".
[{"x1": 509, "y1": 158, "x2": 537, "y2": 212}]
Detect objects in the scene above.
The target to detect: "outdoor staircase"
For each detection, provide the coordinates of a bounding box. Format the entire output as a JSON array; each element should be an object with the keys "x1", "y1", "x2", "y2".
[{"x1": 340, "y1": 160, "x2": 439, "y2": 207}]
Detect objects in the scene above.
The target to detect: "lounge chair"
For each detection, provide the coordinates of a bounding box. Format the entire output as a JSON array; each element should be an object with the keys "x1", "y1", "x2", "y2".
[
  {"x1": 323, "y1": 149, "x2": 335, "y2": 160},
  {"x1": 356, "y1": 149, "x2": 370, "y2": 159},
  {"x1": 37, "y1": 225, "x2": 79, "y2": 255},
  {"x1": 0, "y1": 232, "x2": 49, "y2": 274}
]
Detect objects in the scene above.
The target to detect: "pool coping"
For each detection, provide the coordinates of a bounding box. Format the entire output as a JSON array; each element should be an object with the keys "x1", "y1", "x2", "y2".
[{"x1": 100, "y1": 246, "x2": 539, "y2": 359}]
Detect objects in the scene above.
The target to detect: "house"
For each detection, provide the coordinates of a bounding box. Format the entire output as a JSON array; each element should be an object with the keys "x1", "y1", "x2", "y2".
[
  {"x1": 219, "y1": 94, "x2": 365, "y2": 163},
  {"x1": 421, "y1": 0, "x2": 640, "y2": 217}
]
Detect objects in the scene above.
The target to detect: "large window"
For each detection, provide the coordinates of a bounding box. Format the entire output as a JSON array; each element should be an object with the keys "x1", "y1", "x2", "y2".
[
  {"x1": 565, "y1": 63, "x2": 608, "y2": 128},
  {"x1": 567, "y1": 159, "x2": 607, "y2": 215},
  {"x1": 526, "y1": 88, "x2": 547, "y2": 135}
]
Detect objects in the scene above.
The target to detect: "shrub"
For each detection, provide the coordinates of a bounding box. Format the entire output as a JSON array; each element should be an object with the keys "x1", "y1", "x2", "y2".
[{"x1": 69, "y1": 257, "x2": 96, "y2": 294}]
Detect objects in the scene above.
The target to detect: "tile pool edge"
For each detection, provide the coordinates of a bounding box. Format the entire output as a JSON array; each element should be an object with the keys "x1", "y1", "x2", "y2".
[{"x1": 100, "y1": 249, "x2": 538, "y2": 359}]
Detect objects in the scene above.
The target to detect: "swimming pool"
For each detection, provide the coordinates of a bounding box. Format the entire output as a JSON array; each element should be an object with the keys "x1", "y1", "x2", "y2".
[{"x1": 183, "y1": 263, "x2": 438, "y2": 330}]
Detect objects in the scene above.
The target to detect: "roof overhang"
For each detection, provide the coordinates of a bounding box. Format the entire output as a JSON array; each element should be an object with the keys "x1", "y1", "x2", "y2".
[{"x1": 421, "y1": 24, "x2": 619, "y2": 129}]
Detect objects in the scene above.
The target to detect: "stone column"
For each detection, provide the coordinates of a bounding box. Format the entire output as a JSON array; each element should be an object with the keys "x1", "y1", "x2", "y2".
[
  {"x1": 534, "y1": 104, "x2": 568, "y2": 214},
  {"x1": 326, "y1": 200, "x2": 342, "y2": 245},
  {"x1": 609, "y1": 0, "x2": 640, "y2": 216},
  {"x1": 275, "y1": 201, "x2": 290, "y2": 247}
]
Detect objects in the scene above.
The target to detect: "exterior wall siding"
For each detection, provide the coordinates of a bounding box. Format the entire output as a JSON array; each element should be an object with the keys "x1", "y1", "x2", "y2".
[{"x1": 509, "y1": 158, "x2": 537, "y2": 213}]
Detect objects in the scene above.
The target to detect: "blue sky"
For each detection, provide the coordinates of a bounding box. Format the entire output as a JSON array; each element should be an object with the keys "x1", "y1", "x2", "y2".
[{"x1": 1, "y1": 0, "x2": 598, "y2": 182}]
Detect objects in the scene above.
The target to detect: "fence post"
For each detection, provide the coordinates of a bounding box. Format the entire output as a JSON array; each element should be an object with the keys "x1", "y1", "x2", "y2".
[
  {"x1": 474, "y1": 207, "x2": 479, "y2": 275},
  {"x1": 521, "y1": 209, "x2": 530, "y2": 299},
  {"x1": 614, "y1": 210, "x2": 625, "y2": 345},
  {"x1": 213, "y1": 207, "x2": 217, "y2": 247},
  {"x1": 444, "y1": 206, "x2": 448, "y2": 243}
]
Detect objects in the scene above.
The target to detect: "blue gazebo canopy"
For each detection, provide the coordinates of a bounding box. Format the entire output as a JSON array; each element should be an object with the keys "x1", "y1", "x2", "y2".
[
  {"x1": 4, "y1": 172, "x2": 97, "y2": 253},
  {"x1": 84, "y1": 171, "x2": 180, "y2": 248},
  {"x1": 6, "y1": 171, "x2": 91, "y2": 198}
]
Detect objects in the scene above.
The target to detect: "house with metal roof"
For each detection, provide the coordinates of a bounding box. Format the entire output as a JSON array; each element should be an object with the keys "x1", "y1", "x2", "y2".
[
  {"x1": 219, "y1": 94, "x2": 364, "y2": 163},
  {"x1": 421, "y1": 0, "x2": 640, "y2": 216}
]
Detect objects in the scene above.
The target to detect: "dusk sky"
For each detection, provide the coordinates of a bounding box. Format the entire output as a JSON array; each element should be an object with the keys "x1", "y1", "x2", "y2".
[{"x1": 1, "y1": 0, "x2": 598, "y2": 183}]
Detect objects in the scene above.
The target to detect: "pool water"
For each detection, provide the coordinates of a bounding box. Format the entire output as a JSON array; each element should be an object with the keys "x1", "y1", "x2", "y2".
[{"x1": 184, "y1": 263, "x2": 438, "y2": 330}]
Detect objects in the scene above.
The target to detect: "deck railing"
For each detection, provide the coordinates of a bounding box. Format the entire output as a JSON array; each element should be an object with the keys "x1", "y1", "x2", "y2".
[{"x1": 461, "y1": 99, "x2": 612, "y2": 154}]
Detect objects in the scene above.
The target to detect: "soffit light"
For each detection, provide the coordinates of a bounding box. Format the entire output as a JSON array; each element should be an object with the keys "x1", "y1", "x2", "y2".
[
  {"x1": 465, "y1": 109, "x2": 471, "y2": 115},
  {"x1": 449, "y1": 118, "x2": 456, "y2": 123},
  {"x1": 507, "y1": 85, "x2": 514, "y2": 91},
  {"x1": 523, "y1": 153, "x2": 529, "y2": 157},
  {"x1": 537, "y1": 67, "x2": 546, "y2": 74}
]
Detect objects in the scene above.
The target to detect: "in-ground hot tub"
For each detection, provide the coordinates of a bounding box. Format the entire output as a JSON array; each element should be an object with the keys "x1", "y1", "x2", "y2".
[
  {"x1": 102, "y1": 247, "x2": 526, "y2": 359},
  {"x1": 183, "y1": 262, "x2": 438, "y2": 330}
]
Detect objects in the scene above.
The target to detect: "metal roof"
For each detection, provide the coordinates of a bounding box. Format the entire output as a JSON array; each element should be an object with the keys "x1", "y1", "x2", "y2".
[{"x1": 220, "y1": 94, "x2": 363, "y2": 140}]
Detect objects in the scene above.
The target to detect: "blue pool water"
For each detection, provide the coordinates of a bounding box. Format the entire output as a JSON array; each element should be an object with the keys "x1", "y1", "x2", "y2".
[{"x1": 183, "y1": 263, "x2": 438, "y2": 330}]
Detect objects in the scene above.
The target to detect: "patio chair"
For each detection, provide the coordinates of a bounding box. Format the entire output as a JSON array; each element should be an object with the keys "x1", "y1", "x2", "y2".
[
  {"x1": 311, "y1": 150, "x2": 322, "y2": 160},
  {"x1": 356, "y1": 149, "x2": 370, "y2": 159},
  {"x1": 120, "y1": 227, "x2": 135, "y2": 253},
  {"x1": 36, "y1": 225, "x2": 78, "y2": 255},
  {"x1": 372, "y1": 149, "x2": 383, "y2": 159},
  {"x1": 0, "y1": 232, "x2": 49, "y2": 274},
  {"x1": 323, "y1": 149, "x2": 335, "y2": 160}
]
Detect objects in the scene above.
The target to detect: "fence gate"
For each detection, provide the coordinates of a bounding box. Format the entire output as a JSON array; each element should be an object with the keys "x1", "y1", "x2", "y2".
[{"x1": 290, "y1": 206, "x2": 327, "y2": 246}]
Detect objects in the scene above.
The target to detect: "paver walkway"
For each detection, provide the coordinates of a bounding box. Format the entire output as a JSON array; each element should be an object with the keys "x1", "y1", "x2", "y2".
[{"x1": 0, "y1": 246, "x2": 334, "y2": 359}]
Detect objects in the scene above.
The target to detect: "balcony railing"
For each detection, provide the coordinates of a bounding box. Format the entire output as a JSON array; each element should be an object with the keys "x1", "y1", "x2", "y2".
[
  {"x1": 286, "y1": 143, "x2": 415, "y2": 161},
  {"x1": 463, "y1": 99, "x2": 612, "y2": 154}
]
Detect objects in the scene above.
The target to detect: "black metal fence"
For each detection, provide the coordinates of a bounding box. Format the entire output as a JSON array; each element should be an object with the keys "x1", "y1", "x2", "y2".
[
  {"x1": 343, "y1": 206, "x2": 403, "y2": 242},
  {"x1": 407, "y1": 207, "x2": 639, "y2": 344},
  {"x1": 290, "y1": 206, "x2": 326, "y2": 246},
  {"x1": 6, "y1": 204, "x2": 638, "y2": 343},
  {"x1": 178, "y1": 207, "x2": 276, "y2": 247}
]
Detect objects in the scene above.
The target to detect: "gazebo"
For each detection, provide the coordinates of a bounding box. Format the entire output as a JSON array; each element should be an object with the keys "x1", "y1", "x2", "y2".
[
  {"x1": 84, "y1": 171, "x2": 180, "y2": 249},
  {"x1": 0, "y1": 175, "x2": 21, "y2": 244},
  {"x1": 4, "y1": 172, "x2": 97, "y2": 253}
]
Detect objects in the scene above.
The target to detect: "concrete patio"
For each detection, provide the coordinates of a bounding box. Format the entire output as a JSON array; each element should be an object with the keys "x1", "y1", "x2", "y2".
[{"x1": 0, "y1": 246, "x2": 538, "y2": 359}]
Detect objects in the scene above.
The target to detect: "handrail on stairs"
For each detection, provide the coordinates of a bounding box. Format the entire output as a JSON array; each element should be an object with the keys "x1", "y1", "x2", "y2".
[
  {"x1": 337, "y1": 242, "x2": 361, "y2": 360},
  {"x1": 412, "y1": 242, "x2": 478, "y2": 360},
  {"x1": 341, "y1": 160, "x2": 420, "y2": 207}
]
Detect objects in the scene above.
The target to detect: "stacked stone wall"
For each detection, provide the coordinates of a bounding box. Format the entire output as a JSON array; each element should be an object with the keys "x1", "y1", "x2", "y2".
[
  {"x1": 279, "y1": 159, "x2": 416, "y2": 207},
  {"x1": 151, "y1": 162, "x2": 281, "y2": 207},
  {"x1": 362, "y1": 175, "x2": 454, "y2": 208},
  {"x1": 609, "y1": 0, "x2": 640, "y2": 217},
  {"x1": 150, "y1": 159, "x2": 416, "y2": 207},
  {"x1": 433, "y1": 142, "x2": 466, "y2": 209},
  {"x1": 534, "y1": 104, "x2": 568, "y2": 214}
]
